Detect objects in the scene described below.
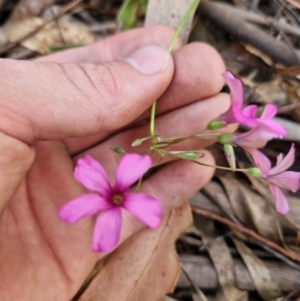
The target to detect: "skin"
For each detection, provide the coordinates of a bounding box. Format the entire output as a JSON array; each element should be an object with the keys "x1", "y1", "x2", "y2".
[{"x1": 0, "y1": 25, "x2": 229, "y2": 300}]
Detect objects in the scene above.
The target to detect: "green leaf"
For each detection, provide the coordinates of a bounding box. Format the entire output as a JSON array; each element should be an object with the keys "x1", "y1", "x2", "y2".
[{"x1": 117, "y1": 0, "x2": 147, "y2": 30}]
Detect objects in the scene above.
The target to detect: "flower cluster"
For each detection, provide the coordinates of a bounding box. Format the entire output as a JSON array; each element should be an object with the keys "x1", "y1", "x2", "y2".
[
  {"x1": 58, "y1": 154, "x2": 161, "y2": 253},
  {"x1": 213, "y1": 71, "x2": 300, "y2": 214},
  {"x1": 58, "y1": 70, "x2": 299, "y2": 255}
]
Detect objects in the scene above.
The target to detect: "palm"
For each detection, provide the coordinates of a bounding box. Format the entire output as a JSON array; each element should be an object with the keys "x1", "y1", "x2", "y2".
[{"x1": 0, "y1": 141, "x2": 99, "y2": 300}]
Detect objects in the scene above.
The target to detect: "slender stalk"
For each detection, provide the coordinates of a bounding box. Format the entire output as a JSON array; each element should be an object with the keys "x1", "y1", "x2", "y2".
[
  {"x1": 167, "y1": 0, "x2": 200, "y2": 52},
  {"x1": 189, "y1": 159, "x2": 249, "y2": 172},
  {"x1": 149, "y1": 0, "x2": 200, "y2": 142}
]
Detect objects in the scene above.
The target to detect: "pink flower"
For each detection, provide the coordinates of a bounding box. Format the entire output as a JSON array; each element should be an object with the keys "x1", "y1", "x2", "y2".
[
  {"x1": 58, "y1": 154, "x2": 161, "y2": 252},
  {"x1": 232, "y1": 123, "x2": 284, "y2": 149},
  {"x1": 217, "y1": 71, "x2": 257, "y2": 127},
  {"x1": 256, "y1": 104, "x2": 286, "y2": 138},
  {"x1": 247, "y1": 144, "x2": 300, "y2": 214},
  {"x1": 215, "y1": 71, "x2": 286, "y2": 137},
  {"x1": 217, "y1": 123, "x2": 284, "y2": 150}
]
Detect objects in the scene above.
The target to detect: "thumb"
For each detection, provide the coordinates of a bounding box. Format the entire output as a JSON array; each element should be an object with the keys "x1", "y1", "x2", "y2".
[{"x1": 0, "y1": 45, "x2": 173, "y2": 144}]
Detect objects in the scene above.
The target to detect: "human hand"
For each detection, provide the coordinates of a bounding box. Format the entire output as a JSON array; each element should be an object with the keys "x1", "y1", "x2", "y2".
[{"x1": 0, "y1": 25, "x2": 228, "y2": 300}]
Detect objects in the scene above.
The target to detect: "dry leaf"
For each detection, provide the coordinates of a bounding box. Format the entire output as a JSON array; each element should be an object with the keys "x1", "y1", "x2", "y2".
[
  {"x1": 242, "y1": 77, "x2": 287, "y2": 106},
  {"x1": 6, "y1": 17, "x2": 95, "y2": 54},
  {"x1": 205, "y1": 236, "x2": 247, "y2": 301},
  {"x1": 275, "y1": 66, "x2": 300, "y2": 78},
  {"x1": 282, "y1": 80, "x2": 300, "y2": 123},
  {"x1": 79, "y1": 202, "x2": 192, "y2": 301},
  {"x1": 7, "y1": 0, "x2": 56, "y2": 23},
  {"x1": 221, "y1": 43, "x2": 271, "y2": 71},
  {"x1": 233, "y1": 238, "x2": 282, "y2": 300},
  {"x1": 192, "y1": 216, "x2": 247, "y2": 301},
  {"x1": 218, "y1": 175, "x2": 281, "y2": 242}
]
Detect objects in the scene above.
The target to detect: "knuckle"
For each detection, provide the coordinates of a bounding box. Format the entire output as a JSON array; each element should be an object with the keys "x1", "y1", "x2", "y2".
[{"x1": 81, "y1": 63, "x2": 124, "y2": 102}]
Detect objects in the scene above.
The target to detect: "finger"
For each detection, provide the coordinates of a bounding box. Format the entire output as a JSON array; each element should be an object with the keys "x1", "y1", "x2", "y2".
[
  {"x1": 156, "y1": 42, "x2": 225, "y2": 112},
  {"x1": 64, "y1": 43, "x2": 226, "y2": 155},
  {"x1": 119, "y1": 151, "x2": 215, "y2": 247},
  {"x1": 37, "y1": 25, "x2": 181, "y2": 64},
  {"x1": 0, "y1": 132, "x2": 35, "y2": 215},
  {"x1": 75, "y1": 93, "x2": 231, "y2": 177},
  {"x1": 0, "y1": 45, "x2": 173, "y2": 144}
]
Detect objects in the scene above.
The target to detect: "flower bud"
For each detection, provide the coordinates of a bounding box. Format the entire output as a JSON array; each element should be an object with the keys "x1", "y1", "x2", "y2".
[
  {"x1": 181, "y1": 152, "x2": 198, "y2": 160},
  {"x1": 111, "y1": 147, "x2": 126, "y2": 154},
  {"x1": 247, "y1": 167, "x2": 262, "y2": 178},
  {"x1": 217, "y1": 134, "x2": 234, "y2": 145},
  {"x1": 132, "y1": 139, "x2": 143, "y2": 147},
  {"x1": 206, "y1": 119, "x2": 226, "y2": 130}
]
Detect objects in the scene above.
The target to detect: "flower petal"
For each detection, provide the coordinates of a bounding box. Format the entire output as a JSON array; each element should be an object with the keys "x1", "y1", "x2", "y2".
[
  {"x1": 269, "y1": 144, "x2": 295, "y2": 175},
  {"x1": 74, "y1": 155, "x2": 112, "y2": 197},
  {"x1": 123, "y1": 193, "x2": 162, "y2": 228},
  {"x1": 242, "y1": 105, "x2": 257, "y2": 118},
  {"x1": 269, "y1": 184, "x2": 289, "y2": 214},
  {"x1": 232, "y1": 105, "x2": 257, "y2": 127},
  {"x1": 114, "y1": 154, "x2": 152, "y2": 192},
  {"x1": 257, "y1": 119, "x2": 287, "y2": 138},
  {"x1": 92, "y1": 208, "x2": 122, "y2": 252},
  {"x1": 233, "y1": 125, "x2": 274, "y2": 149},
  {"x1": 267, "y1": 171, "x2": 300, "y2": 192},
  {"x1": 222, "y1": 71, "x2": 244, "y2": 108},
  {"x1": 245, "y1": 148, "x2": 271, "y2": 176},
  {"x1": 260, "y1": 104, "x2": 277, "y2": 119},
  {"x1": 58, "y1": 193, "x2": 111, "y2": 223}
]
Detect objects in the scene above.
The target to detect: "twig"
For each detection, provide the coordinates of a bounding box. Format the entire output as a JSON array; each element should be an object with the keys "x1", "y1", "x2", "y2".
[
  {"x1": 236, "y1": 235, "x2": 300, "y2": 271},
  {"x1": 0, "y1": 0, "x2": 84, "y2": 55},
  {"x1": 198, "y1": 0, "x2": 300, "y2": 66},
  {"x1": 276, "y1": 0, "x2": 300, "y2": 27},
  {"x1": 278, "y1": 29, "x2": 300, "y2": 64},
  {"x1": 215, "y1": 0, "x2": 300, "y2": 37},
  {"x1": 192, "y1": 206, "x2": 300, "y2": 263},
  {"x1": 202, "y1": 189, "x2": 300, "y2": 270},
  {"x1": 239, "y1": 0, "x2": 300, "y2": 64}
]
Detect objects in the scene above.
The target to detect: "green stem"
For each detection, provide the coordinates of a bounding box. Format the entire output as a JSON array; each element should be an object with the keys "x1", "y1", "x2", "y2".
[
  {"x1": 189, "y1": 159, "x2": 249, "y2": 172},
  {"x1": 149, "y1": 0, "x2": 200, "y2": 143},
  {"x1": 167, "y1": 0, "x2": 200, "y2": 52}
]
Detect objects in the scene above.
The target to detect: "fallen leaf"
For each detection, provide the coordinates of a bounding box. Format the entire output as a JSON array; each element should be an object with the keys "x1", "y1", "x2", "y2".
[
  {"x1": 275, "y1": 66, "x2": 300, "y2": 78},
  {"x1": 6, "y1": 0, "x2": 57, "y2": 23},
  {"x1": 242, "y1": 76, "x2": 287, "y2": 106},
  {"x1": 282, "y1": 80, "x2": 300, "y2": 123},
  {"x1": 6, "y1": 17, "x2": 95, "y2": 54},
  {"x1": 197, "y1": 223, "x2": 248, "y2": 301},
  {"x1": 218, "y1": 174, "x2": 281, "y2": 242},
  {"x1": 233, "y1": 238, "x2": 282, "y2": 300},
  {"x1": 79, "y1": 202, "x2": 192, "y2": 301}
]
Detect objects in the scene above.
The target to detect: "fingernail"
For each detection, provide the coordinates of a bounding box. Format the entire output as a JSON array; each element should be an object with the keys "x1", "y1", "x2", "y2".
[{"x1": 125, "y1": 45, "x2": 170, "y2": 75}]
